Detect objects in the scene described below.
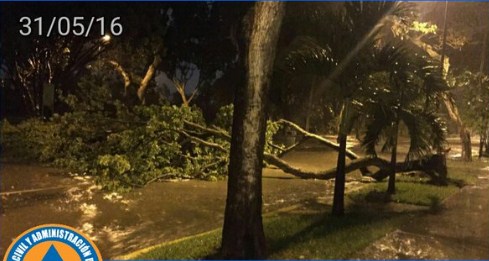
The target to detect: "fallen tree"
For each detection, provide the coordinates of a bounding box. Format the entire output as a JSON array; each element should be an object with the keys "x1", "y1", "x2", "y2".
[
  {"x1": 182, "y1": 119, "x2": 448, "y2": 184},
  {"x1": 264, "y1": 152, "x2": 447, "y2": 184},
  {"x1": 370, "y1": 154, "x2": 448, "y2": 185}
]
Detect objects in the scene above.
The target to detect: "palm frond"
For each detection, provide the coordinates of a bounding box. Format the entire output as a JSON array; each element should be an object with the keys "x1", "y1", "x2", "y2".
[
  {"x1": 399, "y1": 108, "x2": 433, "y2": 161},
  {"x1": 344, "y1": 1, "x2": 416, "y2": 41},
  {"x1": 420, "y1": 110, "x2": 447, "y2": 152},
  {"x1": 373, "y1": 42, "x2": 411, "y2": 76},
  {"x1": 361, "y1": 103, "x2": 395, "y2": 157},
  {"x1": 380, "y1": 128, "x2": 395, "y2": 153},
  {"x1": 279, "y1": 36, "x2": 336, "y2": 76}
]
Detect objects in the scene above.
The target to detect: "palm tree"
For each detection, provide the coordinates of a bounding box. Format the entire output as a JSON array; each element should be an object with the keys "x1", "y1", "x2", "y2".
[
  {"x1": 278, "y1": 1, "x2": 416, "y2": 215},
  {"x1": 278, "y1": 1, "x2": 451, "y2": 211},
  {"x1": 360, "y1": 43, "x2": 447, "y2": 194}
]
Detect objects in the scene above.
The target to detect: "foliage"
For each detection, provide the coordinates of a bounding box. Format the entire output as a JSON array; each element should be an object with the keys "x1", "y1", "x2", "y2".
[
  {"x1": 448, "y1": 71, "x2": 489, "y2": 136},
  {"x1": 2, "y1": 91, "x2": 281, "y2": 190},
  {"x1": 410, "y1": 21, "x2": 438, "y2": 35},
  {"x1": 358, "y1": 43, "x2": 448, "y2": 162},
  {"x1": 1, "y1": 110, "x2": 110, "y2": 171},
  {"x1": 213, "y1": 104, "x2": 234, "y2": 132}
]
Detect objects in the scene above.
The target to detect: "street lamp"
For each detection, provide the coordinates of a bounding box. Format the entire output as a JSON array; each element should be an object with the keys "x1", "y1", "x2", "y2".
[{"x1": 102, "y1": 34, "x2": 111, "y2": 43}]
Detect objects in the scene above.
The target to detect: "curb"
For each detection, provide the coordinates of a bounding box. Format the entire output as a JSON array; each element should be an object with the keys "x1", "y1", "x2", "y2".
[
  {"x1": 112, "y1": 204, "x2": 303, "y2": 260},
  {"x1": 112, "y1": 229, "x2": 219, "y2": 260}
]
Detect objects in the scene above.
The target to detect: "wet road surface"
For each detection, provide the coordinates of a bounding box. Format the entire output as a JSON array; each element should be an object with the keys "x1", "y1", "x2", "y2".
[
  {"x1": 358, "y1": 164, "x2": 489, "y2": 259},
  {"x1": 1, "y1": 145, "x2": 358, "y2": 259}
]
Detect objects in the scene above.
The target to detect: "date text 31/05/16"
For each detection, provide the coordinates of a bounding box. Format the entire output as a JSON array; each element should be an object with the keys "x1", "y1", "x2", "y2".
[{"x1": 19, "y1": 17, "x2": 123, "y2": 37}]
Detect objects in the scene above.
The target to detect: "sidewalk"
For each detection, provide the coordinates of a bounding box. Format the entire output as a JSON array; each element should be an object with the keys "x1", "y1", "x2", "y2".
[{"x1": 359, "y1": 167, "x2": 489, "y2": 259}]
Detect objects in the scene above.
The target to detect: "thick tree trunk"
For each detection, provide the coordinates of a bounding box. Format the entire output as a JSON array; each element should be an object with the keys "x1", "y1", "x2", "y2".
[{"x1": 220, "y1": 2, "x2": 285, "y2": 259}]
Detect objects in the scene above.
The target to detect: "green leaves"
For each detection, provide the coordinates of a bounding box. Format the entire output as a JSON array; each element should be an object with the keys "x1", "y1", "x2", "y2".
[
  {"x1": 449, "y1": 71, "x2": 489, "y2": 136},
  {"x1": 2, "y1": 103, "x2": 282, "y2": 191},
  {"x1": 359, "y1": 45, "x2": 448, "y2": 162}
]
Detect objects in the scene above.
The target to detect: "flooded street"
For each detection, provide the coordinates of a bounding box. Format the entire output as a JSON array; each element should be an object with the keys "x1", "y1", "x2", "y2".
[
  {"x1": 1, "y1": 145, "x2": 352, "y2": 259},
  {"x1": 1, "y1": 136, "x2": 485, "y2": 259}
]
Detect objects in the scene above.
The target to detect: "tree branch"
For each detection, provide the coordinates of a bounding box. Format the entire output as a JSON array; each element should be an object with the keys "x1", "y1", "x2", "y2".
[
  {"x1": 178, "y1": 130, "x2": 228, "y2": 152},
  {"x1": 277, "y1": 119, "x2": 361, "y2": 160},
  {"x1": 264, "y1": 153, "x2": 389, "y2": 180},
  {"x1": 183, "y1": 120, "x2": 231, "y2": 140},
  {"x1": 108, "y1": 60, "x2": 131, "y2": 96},
  {"x1": 138, "y1": 55, "x2": 162, "y2": 103}
]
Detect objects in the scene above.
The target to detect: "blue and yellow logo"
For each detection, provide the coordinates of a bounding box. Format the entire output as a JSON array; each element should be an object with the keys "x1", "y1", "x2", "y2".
[{"x1": 3, "y1": 224, "x2": 102, "y2": 261}]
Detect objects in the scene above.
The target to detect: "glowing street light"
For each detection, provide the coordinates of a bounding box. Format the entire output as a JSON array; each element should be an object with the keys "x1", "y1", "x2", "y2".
[{"x1": 101, "y1": 34, "x2": 111, "y2": 43}]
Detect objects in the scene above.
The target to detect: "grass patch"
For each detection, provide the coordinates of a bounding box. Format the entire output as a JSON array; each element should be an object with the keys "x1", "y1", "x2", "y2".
[
  {"x1": 267, "y1": 212, "x2": 407, "y2": 259},
  {"x1": 446, "y1": 160, "x2": 485, "y2": 186},
  {"x1": 350, "y1": 159, "x2": 485, "y2": 206},
  {"x1": 133, "y1": 211, "x2": 408, "y2": 260},
  {"x1": 349, "y1": 182, "x2": 459, "y2": 206}
]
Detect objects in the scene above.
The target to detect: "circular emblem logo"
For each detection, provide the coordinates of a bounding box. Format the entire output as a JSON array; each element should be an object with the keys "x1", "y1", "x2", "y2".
[{"x1": 3, "y1": 224, "x2": 102, "y2": 261}]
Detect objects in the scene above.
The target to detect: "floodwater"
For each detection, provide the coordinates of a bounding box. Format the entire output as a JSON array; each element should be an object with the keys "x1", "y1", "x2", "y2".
[
  {"x1": 1, "y1": 142, "x2": 362, "y2": 259},
  {"x1": 0, "y1": 136, "x2": 483, "y2": 259}
]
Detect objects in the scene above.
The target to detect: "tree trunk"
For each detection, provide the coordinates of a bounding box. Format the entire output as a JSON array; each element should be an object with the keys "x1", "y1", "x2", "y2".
[
  {"x1": 137, "y1": 55, "x2": 161, "y2": 104},
  {"x1": 478, "y1": 20, "x2": 488, "y2": 158},
  {"x1": 485, "y1": 128, "x2": 489, "y2": 156},
  {"x1": 442, "y1": 93, "x2": 472, "y2": 161},
  {"x1": 440, "y1": 0, "x2": 449, "y2": 78},
  {"x1": 304, "y1": 76, "x2": 318, "y2": 132},
  {"x1": 332, "y1": 133, "x2": 347, "y2": 216},
  {"x1": 479, "y1": 134, "x2": 486, "y2": 158},
  {"x1": 461, "y1": 129, "x2": 472, "y2": 160},
  {"x1": 387, "y1": 119, "x2": 399, "y2": 194},
  {"x1": 432, "y1": 3, "x2": 473, "y2": 161},
  {"x1": 220, "y1": 2, "x2": 285, "y2": 259},
  {"x1": 332, "y1": 99, "x2": 351, "y2": 216}
]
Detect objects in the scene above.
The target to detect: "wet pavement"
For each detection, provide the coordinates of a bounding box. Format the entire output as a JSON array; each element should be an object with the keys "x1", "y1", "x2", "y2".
[
  {"x1": 358, "y1": 165, "x2": 489, "y2": 259},
  {"x1": 1, "y1": 147, "x2": 356, "y2": 259}
]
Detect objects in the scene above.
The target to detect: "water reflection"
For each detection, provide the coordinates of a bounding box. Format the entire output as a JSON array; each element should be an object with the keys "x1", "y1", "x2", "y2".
[
  {"x1": 359, "y1": 230, "x2": 448, "y2": 259},
  {"x1": 1, "y1": 148, "x2": 341, "y2": 258}
]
